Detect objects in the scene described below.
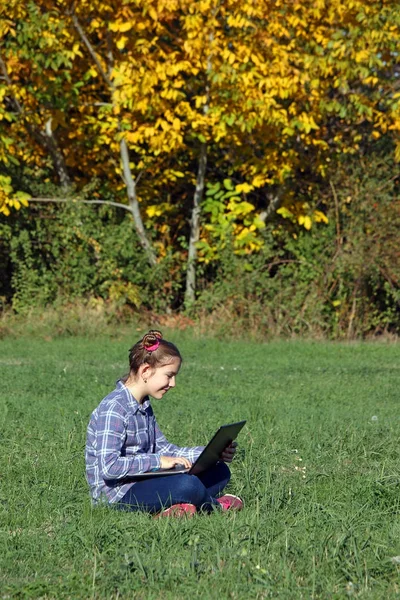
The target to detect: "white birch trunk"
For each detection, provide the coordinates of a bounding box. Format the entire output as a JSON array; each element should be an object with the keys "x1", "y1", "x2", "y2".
[
  {"x1": 184, "y1": 142, "x2": 207, "y2": 306},
  {"x1": 120, "y1": 138, "x2": 157, "y2": 266}
]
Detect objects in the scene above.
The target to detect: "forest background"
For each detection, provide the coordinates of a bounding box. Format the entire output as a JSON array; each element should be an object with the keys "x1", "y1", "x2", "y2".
[{"x1": 0, "y1": 0, "x2": 399, "y2": 340}]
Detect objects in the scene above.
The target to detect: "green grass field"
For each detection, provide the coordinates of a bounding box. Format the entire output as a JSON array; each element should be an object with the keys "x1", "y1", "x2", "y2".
[{"x1": 1, "y1": 334, "x2": 400, "y2": 599}]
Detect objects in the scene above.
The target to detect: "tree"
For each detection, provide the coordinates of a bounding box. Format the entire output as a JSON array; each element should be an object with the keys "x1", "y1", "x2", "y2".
[{"x1": 1, "y1": 0, "x2": 399, "y2": 304}]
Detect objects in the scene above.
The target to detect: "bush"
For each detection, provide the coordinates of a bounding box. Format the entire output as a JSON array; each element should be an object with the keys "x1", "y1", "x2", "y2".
[
  {"x1": 195, "y1": 152, "x2": 400, "y2": 339},
  {"x1": 3, "y1": 199, "x2": 179, "y2": 315},
  {"x1": 1, "y1": 151, "x2": 399, "y2": 339}
]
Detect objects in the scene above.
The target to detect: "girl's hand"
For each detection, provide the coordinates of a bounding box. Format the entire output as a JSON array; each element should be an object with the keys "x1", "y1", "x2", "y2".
[
  {"x1": 160, "y1": 455, "x2": 192, "y2": 469},
  {"x1": 220, "y1": 441, "x2": 238, "y2": 463}
]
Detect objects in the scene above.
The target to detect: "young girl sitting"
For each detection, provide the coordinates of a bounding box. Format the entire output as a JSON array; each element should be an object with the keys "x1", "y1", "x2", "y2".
[{"x1": 85, "y1": 330, "x2": 243, "y2": 517}]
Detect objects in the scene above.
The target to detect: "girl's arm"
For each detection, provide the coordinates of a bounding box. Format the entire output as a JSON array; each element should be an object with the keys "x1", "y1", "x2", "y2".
[
  {"x1": 95, "y1": 403, "x2": 161, "y2": 479},
  {"x1": 154, "y1": 422, "x2": 204, "y2": 463}
]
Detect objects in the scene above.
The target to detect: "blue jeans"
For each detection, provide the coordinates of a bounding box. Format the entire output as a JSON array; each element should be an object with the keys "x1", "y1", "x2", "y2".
[{"x1": 117, "y1": 461, "x2": 231, "y2": 513}]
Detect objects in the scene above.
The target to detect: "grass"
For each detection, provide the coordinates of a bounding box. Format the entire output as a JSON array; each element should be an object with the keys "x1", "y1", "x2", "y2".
[{"x1": 1, "y1": 334, "x2": 400, "y2": 599}]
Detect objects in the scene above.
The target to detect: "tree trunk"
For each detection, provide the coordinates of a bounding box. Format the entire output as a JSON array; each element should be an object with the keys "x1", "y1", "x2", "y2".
[
  {"x1": 258, "y1": 189, "x2": 285, "y2": 224},
  {"x1": 41, "y1": 118, "x2": 72, "y2": 189},
  {"x1": 120, "y1": 138, "x2": 157, "y2": 266},
  {"x1": 185, "y1": 142, "x2": 207, "y2": 307},
  {"x1": 184, "y1": 23, "x2": 214, "y2": 308}
]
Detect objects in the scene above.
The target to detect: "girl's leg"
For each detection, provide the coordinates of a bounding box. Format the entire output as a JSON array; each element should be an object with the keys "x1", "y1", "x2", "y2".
[
  {"x1": 117, "y1": 473, "x2": 218, "y2": 513},
  {"x1": 196, "y1": 461, "x2": 231, "y2": 498},
  {"x1": 198, "y1": 462, "x2": 243, "y2": 512}
]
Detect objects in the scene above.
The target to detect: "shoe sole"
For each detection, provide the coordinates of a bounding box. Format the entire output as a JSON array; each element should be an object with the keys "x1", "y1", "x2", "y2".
[{"x1": 154, "y1": 503, "x2": 197, "y2": 518}]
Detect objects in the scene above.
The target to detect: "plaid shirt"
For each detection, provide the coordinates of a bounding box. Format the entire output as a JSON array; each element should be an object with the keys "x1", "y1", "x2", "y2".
[{"x1": 85, "y1": 380, "x2": 204, "y2": 504}]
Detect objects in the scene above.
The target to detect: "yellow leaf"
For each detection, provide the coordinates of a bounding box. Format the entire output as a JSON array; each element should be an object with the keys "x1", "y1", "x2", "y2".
[
  {"x1": 146, "y1": 205, "x2": 163, "y2": 218},
  {"x1": 236, "y1": 227, "x2": 250, "y2": 241},
  {"x1": 251, "y1": 175, "x2": 267, "y2": 188},
  {"x1": 355, "y1": 50, "x2": 369, "y2": 63},
  {"x1": 235, "y1": 183, "x2": 253, "y2": 194},
  {"x1": 194, "y1": 95, "x2": 207, "y2": 108},
  {"x1": 72, "y1": 42, "x2": 82, "y2": 56},
  {"x1": 313, "y1": 210, "x2": 328, "y2": 224},
  {"x1": 110, "y1": 21, "x2": 132, "y2": 33},
  {"x1": 116, "y1": 36, "x2": 128, "y2": 50},
  {"x1": 149, "y1": 7, "x2": 158, "y2": 20},
  {"x1": 277, "y1": 207, "x2": 294, "y2": 219}
]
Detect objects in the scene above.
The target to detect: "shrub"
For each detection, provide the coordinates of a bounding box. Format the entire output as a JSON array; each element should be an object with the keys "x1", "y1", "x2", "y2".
[
  {"x1": 5, "y1": 199, "x2": 179, "y2": 315},
  {"x1": 195, "y1": 152, "x2": 400, "y2": 339}
]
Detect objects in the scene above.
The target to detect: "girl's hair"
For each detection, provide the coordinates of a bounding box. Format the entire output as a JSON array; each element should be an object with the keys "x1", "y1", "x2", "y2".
[{"x1": 126, "y1": 330, "x2": 181, "y2": 377}]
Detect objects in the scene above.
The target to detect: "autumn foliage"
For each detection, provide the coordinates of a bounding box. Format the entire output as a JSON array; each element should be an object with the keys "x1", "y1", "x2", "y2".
[{"x1": 0, "y1": 0, "x2": 399, "y2": 333}]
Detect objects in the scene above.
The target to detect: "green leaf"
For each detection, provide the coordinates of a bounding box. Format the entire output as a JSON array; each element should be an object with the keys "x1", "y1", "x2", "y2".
[
  {"x1": 223, "y1": 179, "x2": 234, "y2": 191},
  {"x1": 205, "y1": 183, "x2": 221, "y2": 196}
]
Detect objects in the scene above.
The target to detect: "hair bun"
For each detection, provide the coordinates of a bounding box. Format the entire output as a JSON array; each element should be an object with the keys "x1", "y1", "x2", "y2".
[{"x1": 142, "y1": 329, "x2": 163, "y2": 350}]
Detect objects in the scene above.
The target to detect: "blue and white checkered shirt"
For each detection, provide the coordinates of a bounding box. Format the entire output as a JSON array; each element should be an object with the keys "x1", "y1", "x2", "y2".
[{"x1": 85, "y1": 380, "x2": 204, "y2": 504}]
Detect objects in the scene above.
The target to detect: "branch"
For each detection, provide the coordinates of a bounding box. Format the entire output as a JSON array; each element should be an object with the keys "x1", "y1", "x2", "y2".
[
  {"x1": 81, "y1": 102, "x2": 113, "y2": 107},
  {"x1": 330, "y1": 179, "x2": 341, "y2": 247},
  {"x1": 0, "y1": 55, "x2": 72, "y2": 188},
  {"x1": 0, "y1": 54, "x2": 24, "y2": 115},
  {"x1": 70, "y1": 12, "x2": 114, "y2": 89},
  {"x1": 27, "y1": 197, "x2": 133, "y2": 213}
]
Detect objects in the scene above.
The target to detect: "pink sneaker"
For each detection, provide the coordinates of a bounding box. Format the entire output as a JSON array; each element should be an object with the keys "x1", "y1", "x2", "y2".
[
  {"x1": 216, "y1": 494, "x2": 244, "y2": 511},
  {"x1": 154, "y1": 503, "x2": 197, "y2": 518}
]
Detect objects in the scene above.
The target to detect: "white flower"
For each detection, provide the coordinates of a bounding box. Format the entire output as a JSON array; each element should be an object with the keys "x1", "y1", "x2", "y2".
[
  {"x1": 346, "y1": 581, "x2": 355, "y2": 595},
  {"x1": 391, "y1": 556, "x2": 400, "y2": 564}
]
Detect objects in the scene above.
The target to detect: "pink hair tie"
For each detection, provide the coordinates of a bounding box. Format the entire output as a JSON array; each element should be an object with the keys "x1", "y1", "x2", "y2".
[{"x1": 145, "y1": 341, "x2": 160, "y2": 352}]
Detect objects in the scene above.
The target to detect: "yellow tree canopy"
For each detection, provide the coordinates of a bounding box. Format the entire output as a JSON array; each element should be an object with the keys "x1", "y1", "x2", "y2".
[{"x1": 1, "y1": 0, "x2": 399, "y2": 255}]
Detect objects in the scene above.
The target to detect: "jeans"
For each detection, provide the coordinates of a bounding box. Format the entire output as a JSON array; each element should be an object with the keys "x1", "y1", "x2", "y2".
[{"x1": 116, "y1": 461, "x2": 231, "y2": 513}]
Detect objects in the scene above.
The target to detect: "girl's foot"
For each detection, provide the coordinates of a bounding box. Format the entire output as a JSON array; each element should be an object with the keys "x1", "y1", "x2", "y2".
[
  {"x1": 155, "y1": 503, "x2": 197, "y2": 518},
  {"x1": 216, "y1": 494, "x2": 244, "y2": 511}
]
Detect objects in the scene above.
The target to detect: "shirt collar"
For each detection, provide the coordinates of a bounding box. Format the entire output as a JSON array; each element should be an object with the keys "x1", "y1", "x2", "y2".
[{"x1": 116, "y1": 379, "x2": 150, "y2": 414}]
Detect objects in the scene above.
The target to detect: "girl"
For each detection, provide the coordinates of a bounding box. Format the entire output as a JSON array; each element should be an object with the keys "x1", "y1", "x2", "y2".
[{"x1": 85, "y1": 330, "x2": 243, "y2": 517}]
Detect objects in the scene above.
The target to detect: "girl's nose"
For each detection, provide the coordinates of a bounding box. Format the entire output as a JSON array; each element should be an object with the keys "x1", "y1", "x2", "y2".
[{"x1": 169, "y1": 376, "x2": 176, "y2": 388}]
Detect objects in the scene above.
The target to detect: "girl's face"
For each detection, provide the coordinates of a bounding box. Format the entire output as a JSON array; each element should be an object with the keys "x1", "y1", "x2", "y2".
[{"x1": 146, "y1": 357, "x2": 181, "y2": 399}]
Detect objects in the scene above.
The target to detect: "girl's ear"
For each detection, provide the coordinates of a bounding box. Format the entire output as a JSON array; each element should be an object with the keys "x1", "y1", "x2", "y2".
[{"x1": 138, "y1": 363, "x2": 152, "y2": 381}]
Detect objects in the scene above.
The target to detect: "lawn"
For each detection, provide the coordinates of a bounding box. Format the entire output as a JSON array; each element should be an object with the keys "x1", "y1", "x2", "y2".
[{"x1": 1, "y1": 334, "x2": 400, "y2": 599}]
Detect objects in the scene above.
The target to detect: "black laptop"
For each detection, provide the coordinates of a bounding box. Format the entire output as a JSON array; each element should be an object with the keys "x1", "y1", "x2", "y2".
[{"x1": 132, "y1": 420, "x2": 246, "y2": 479}]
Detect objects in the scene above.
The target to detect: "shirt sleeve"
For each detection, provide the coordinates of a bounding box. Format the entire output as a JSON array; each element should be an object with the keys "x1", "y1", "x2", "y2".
[
  {"x1": 97, "y1": 403, "x2": 161, "y2": 480},
  {"x1": 154, "y1": 421, "x2": 205, "y2": 463}
]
